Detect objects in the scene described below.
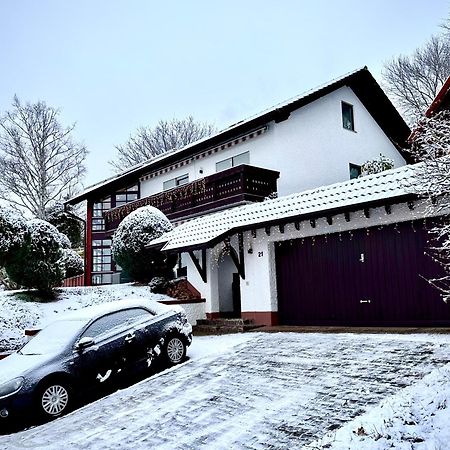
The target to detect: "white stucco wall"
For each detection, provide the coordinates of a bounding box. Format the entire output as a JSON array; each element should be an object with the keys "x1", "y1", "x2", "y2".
[{"x1": 140, "y1": 86, "x2": 406, "y2": 199}]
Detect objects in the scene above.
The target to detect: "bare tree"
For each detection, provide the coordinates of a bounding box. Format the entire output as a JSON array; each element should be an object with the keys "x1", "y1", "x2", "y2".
[
  {"x1": 0, "y1": 96, "x2": 87, "y2": 219},
  {"x1": 111, "y1": 116, "x2": 216, "y2": 171},
  {"x1": 409, "y1": 110, "x2": 450, "y2": 301},
  {"x1": 383, "y1": 34, "x2": 450, "y2": 123}
]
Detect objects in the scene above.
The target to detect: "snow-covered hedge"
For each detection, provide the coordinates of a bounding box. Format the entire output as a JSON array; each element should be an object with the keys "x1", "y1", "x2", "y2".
[
  {"x1": 62, "y1": 248, "x2": 84, "y2": 278},
  {"x1": 4, "y1": 219, "x2": 70, "y2": 294},
  {"x1": 0, "y1": 207, "x2": 27, "y2": 265},
  {"x1": 112, "y1": 206, "x2": 175, "y2": 282}
]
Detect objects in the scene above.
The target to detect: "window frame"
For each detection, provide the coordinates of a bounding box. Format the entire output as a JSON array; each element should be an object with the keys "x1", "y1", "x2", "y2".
[
  {"x1": 163, "y1": 173, "x2": 190, "y2": 191},
  {"x1": 341, "y1": 101, "x2": 355, "y2": 132},
  {"x1": 349, "y1": 163, "x2": 362, "y2": 180},
  {"x1": 215, "y1": 151, "x2": 250, "y2": 173}
]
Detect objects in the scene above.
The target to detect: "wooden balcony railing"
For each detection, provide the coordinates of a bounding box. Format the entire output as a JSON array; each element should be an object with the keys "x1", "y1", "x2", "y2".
[{"x1": 104, "y1": 164, "x2": 279, "y2": 230}]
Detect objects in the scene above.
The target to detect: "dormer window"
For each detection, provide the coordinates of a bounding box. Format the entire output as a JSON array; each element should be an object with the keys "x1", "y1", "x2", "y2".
[{"x1": 342, "y1": 102, "x2": 355, "y2": 131}]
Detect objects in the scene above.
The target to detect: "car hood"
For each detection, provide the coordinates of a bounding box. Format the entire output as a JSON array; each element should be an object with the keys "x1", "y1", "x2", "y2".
[{"x1": 0, "y1": 353, "x2": 55, "y2": 385}]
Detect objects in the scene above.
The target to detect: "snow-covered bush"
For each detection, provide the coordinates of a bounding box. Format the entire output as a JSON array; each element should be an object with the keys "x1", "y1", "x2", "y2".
[
  {"x1": 0, "y1": 207, "x2": 27, "y2": 265},
  {"x1": 112, "y1": 206, "x2": 175, "y2": 282},
  {"x1": 46, "y1": 202, "x2": 84, "y2": 249},
  {"x1": 5, "y1": 219, "x2": 68, "y2": 295},
  {"x1": 62, "y1": 248, "x2": 84, "y2": 278},
  {"x1": 149, "y1": 276, "x2": 169, "y2": 294},
  {"x1": 360, "y1": 154, "x2": 394, "y2": 176}
]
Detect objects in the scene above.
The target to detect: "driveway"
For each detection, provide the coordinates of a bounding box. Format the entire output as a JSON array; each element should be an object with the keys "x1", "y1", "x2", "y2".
[{"x1": 1, "y1": 332, "x2": 450, "y2": 449}]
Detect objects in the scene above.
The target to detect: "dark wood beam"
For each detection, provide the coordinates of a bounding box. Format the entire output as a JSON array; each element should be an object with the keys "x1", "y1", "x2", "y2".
[
  {"x1": 188, "y1": 249, "x2": 207, "y2": 283},
  {"x1": 227, "y1": 233, "x2": 246, "y2": 280}
]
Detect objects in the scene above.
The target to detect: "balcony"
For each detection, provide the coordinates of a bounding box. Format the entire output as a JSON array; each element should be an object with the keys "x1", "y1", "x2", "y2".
[{"x1": 104, "y1": 165, "x2": 279, "y2": 230}]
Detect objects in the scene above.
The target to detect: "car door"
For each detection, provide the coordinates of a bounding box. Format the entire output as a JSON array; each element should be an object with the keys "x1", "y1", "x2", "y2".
[{"x1": 72, "y1": 309, "x2": 152, "y2": 387}]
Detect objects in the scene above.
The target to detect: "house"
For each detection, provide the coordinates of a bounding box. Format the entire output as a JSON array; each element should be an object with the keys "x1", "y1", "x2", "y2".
[
  {"x1": 66, "y1": 66, "x2": 411, "y2": 289},
  {"x1": 145, "y1": 75, "x2": 450, "y2": 327}
]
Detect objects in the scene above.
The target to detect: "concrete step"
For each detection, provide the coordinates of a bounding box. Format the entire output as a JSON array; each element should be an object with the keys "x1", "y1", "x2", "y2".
[{"x1": 193, "y1": 318, "x2": 263, "y2": 335}]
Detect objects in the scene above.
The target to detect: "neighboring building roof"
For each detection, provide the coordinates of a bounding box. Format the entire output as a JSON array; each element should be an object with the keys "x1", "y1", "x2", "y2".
[
  {"x1": 150, "y1": 165, "x2": 418, "y2": 252},
  {"x1": 66, "y1": 66, "x2": 411, "y2": 205},
  {"x1": 426, "y1": 76, "x2": 450, "y2": 117}
]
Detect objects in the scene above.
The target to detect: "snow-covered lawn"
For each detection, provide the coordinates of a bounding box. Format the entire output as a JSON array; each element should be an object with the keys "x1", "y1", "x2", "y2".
[
  {"x1": 0, "y1": 285, "x2": 170, "y2": 352},
  {"x1": 1, "y1": 332, "x2": 449, "y2": 449}
]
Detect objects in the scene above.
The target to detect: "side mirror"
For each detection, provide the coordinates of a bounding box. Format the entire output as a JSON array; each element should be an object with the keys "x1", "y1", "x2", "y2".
[{"x1": 75, "y1": 337, "x2": 95, "y2": 351}]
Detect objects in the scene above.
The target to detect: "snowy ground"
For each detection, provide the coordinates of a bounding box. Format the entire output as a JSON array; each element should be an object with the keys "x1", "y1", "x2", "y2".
[
  {"x1": 1, "y1": 332, "x2": 450, "y2": 449},
  {"x1": 0, "y1": 285, "x2": 170, "y2": 352}
]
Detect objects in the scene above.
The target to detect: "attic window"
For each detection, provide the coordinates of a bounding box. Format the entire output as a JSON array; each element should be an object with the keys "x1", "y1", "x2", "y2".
[
  {"x1": 342, "y1": 102, "x2": 355, "y2": 131},
  {"x1": 349, "y1": 163, "x2": 361, "y2": 179}
]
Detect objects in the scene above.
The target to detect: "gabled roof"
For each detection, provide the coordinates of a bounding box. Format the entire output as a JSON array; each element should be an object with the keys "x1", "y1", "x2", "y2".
[
  {"x1": 426, "y1": 76, "x2": 450, "y2": 117},
  {"x1": 150, "y1": 165, "x2": 417, "y2": 252},
  {"x1": 66, "y1": 66, "x2": 411, "y2": 205}
]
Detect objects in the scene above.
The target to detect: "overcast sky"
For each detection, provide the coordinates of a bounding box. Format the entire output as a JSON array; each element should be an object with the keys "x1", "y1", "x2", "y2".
[{"x1": 0, "y1": 1, "x2": 448, "y2": 187}]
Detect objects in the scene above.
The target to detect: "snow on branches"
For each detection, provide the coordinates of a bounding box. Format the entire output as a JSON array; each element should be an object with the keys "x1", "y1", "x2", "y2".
[
  {"x1": 360, "y1": 154, "x2": 394, "y2": 177},
  {"x1": 410, "y1": 110, "x2": 450, "y2": 302},
  {"x1": 112, "y1": 206, "x2": 175, "y2": 282}
]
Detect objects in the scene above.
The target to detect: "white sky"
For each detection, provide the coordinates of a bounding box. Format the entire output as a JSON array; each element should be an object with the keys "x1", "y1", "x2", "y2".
[{"x1": 0, "y1": 0, "x2": 448, "y2": 187}]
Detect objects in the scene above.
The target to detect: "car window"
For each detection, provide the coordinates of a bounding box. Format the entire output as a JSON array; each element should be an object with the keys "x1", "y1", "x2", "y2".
[
  {"x1": 20, "y1": 320, "x2": 87, "y2": 355},
  {"x1": 81, "y1": 308, "x2": 153, "y2": 339}
]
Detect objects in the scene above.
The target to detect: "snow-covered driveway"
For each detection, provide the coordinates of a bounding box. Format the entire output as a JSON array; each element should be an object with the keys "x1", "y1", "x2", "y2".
[{"x1": 2, "y1": 332, "x2": 450, "y2": 450}]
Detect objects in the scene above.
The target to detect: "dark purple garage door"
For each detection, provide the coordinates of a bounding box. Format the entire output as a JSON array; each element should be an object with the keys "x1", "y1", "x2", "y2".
[{"x1": 275, "y1": 220, "x2": 450, "y2": 326}]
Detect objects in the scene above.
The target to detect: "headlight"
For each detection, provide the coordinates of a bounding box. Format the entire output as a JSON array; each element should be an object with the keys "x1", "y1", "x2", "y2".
[{"x1": 0, "y1": 377, "x2": 24, "y2": 399}]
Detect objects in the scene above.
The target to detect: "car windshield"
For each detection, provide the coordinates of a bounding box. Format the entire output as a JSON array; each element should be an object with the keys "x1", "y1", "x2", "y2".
[{"x1": 20, "y1": 320, "x2": 87, "y2": 355}]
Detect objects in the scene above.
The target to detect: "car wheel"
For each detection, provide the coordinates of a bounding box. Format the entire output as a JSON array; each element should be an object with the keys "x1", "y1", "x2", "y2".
[
  {"x1": 164, "y1": 335, "x2": 186, "y2": 365},
  {"x1": 38, "y1": 381, "x2": 72, "y2": 419}
]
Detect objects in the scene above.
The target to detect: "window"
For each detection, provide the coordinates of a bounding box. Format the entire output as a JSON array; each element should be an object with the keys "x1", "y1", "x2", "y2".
[
  {"x1": 163, "y1": 174, "x2": 189, "y2": 191},
  {"x1": 349, "y1": 163, "x2": 361, "y2": 179},
  {"x1": 115, "y1": 185, "x2": 139, "y2": 207},
  {"x1": 342, "y1": 102, "x2": 355, "y2": 131},
  {"x1": 92, "y1": 239, "x2": 112, "y2": 273},
  {"x1": 216, "y1": 151, "x2": 249, "y2": 173},
  {"x1": 92, "y1": 197, "x2": 111, "y2": 231},
  {"x1": 81, "y1": 308, "x2": 153, "y2": 339},
  {"x1": 92, "y1": 273, "x2": 113, "y2": 285}
]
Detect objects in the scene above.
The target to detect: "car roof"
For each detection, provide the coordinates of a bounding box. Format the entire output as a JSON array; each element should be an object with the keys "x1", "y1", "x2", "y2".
[{"x1": 56, "y1": 298, "x2": 175, "y2": 323}]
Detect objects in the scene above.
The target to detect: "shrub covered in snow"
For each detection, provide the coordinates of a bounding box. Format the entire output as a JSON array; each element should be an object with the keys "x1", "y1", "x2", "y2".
[
  {"x1": 0, "y1": 207, "x2": 27, "y2": 266},
  {"x1": 5, "y1": 219, "x2": 68, "y2": 294},
  {"x1": 62, "y1": 248, "x2": 84, "y2": 278},
  {"x1": 149, "y1": 276, "x2": 170, "y2": 294},
  {"x1": 112, "y1": 206, "x2": 175, "y2": 282},
  {"x1": 360, "y1": 154, "x2": 394, "y2": 176},
  {"x1": 46, "y1": 202, "x2": 84, "y2": 249}
]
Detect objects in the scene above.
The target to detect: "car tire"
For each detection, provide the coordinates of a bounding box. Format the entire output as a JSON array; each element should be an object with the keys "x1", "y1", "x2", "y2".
[
  {"x1": 164, "y1": 334, "x2": 186, "y2": 365},
  {"x1": 37, "y1": 380, "x2": 72, "y2": 419}
]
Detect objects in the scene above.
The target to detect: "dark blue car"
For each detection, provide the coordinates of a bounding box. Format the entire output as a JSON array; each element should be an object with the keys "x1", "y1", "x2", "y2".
[{"x1": 0, "y1": 299, "x2": 192, "y2": 423}]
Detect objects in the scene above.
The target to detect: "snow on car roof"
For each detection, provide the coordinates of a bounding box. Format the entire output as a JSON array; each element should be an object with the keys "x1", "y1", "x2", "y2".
[
  {"x1": 150, "y1": 164, "x2": 418, "y2": 251},
  {"x1": 55, "y1": 298, "x2": 174, "y2": 323}
]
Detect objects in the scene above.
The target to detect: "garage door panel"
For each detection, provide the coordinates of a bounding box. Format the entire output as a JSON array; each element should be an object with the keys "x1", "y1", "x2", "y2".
[{"x1": 276, "y1": 220, "x2": 450, "y2": 326}]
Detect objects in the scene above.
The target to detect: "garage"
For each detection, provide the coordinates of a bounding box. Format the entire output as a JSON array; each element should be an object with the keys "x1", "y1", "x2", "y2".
[{"x1": 275, "y1": 220, "x2": 450, "y2": 326}]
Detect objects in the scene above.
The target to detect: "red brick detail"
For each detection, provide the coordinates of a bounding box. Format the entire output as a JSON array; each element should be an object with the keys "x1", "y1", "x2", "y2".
[
  {"x1": 159, "y1": 298, "x2": 206, "y2": 306},
  {"x1": 206, "y1": 312, "x2": 221, "y2": 320},
  {"x1": 24, "y1": 329, "x2": 41, "y2": 337},
  {"x1": 166, "y1": 279, "x2": 201, "y2": 301},
  {"x1": 241, "y1": 311, "x2": 279, "y2": 326}
]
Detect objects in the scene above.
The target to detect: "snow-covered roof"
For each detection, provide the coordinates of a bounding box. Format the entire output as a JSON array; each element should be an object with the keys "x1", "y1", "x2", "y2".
[
  {"x1": 150, "y1": 165, "x2": 417, "y2": 251},
  {"x1": 66, "y1": 67, "x2": 410, "y2": 205}
]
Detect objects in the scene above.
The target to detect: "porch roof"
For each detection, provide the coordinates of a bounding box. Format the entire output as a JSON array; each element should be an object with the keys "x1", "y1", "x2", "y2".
[{"x1": 149, "y1": 164, "x2": 418, "y2": 252}]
